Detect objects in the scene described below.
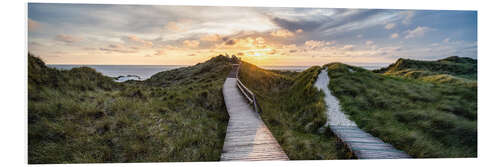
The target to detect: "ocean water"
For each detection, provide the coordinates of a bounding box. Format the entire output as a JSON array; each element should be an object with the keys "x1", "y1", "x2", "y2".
[
  {"x1": 48, "y1": 65, "x2": 185, "y2": 82},
  {"x1": 48, "y1": 64, "x2": 384, "y2": 82}
]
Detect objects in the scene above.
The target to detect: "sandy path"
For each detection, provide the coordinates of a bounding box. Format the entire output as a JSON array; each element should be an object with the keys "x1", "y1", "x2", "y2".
[{"x1": 314, "y1": 69, "x2": 357, "y2": 126}]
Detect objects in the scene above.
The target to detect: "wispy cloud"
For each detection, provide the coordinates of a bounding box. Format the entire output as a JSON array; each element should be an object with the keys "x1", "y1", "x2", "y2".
[
  {"x1": 183, "y1": 40, "x2": 200, "y2": 48},
  {"x1": 304, "y1": 40, "x2": 334, "y2": 49},
  {"x1": 391, "y1": 33, "x2": 399, "y2": 39},
  {"x1": 270, "y1": 29, "x2": 295, "y2": 38},
  {"x1": 28, "y1": 19, "x2": 40, "y2": 31},
  {"x1": 55, "y1": 34, "x2": 80, "y2": 44},
  {"x1": 200, "y1": 34, "x2": 221, "y2": 42},
  {"x1": 401, "y1": 11, "x2": 415, "y2": 25},
  {"x1": 385, "y1": 23, "x2": 396, "y2": 30},
  {"x1": 405, "y1": 26, "x2": 431, "y2": 39}
]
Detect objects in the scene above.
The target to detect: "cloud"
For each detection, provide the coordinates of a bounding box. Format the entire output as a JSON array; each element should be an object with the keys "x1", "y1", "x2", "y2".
[
  {"x1": 304, "y1": 40, "x2": 335, "y2": 49},
  {"x1": 154, "y1": 49, "x2": 167, "y2": 56},
  {"x1": 224, "y1": 39, "x2": 236, "y2": 45},
  {"x1": 270, "y1": 29, "x2": 295, "y2": 38},
  {"x1": 200, "y1": 34, "x2": 221, "y2": 42},
  {"x1": 183, "y1": 40, "x2": 200, "y2": 48},
  {"x1": 405, "y1": 26, "x2": 430, "y2": 39},
  {"x1": 310, "y1": 9, "x2": 398, "y2": 36},
  {"x1": 443, "y1": 38, "x2": 450, "y2": 43},
  {"x1": 401, "y1": 11, "x2": 415, "y2": 25},
  {"x1": 357, "y1": 34, "x2": 363, "y2": 38},
  {"x1": 108, "y1": 44, "x2": 122, "y2": 48},
  {"x1": 270, "y1": 17, "x2": 323, "y2": 33},
  {"x1": 123, "y1": 35, "x2": 153, "y2": 47},
  {"x1": 391, "y1": 33, "x2": 399, "y2": 39},
  {"x1": 376, "y1": 46, "x2": 402, "y2": 56},
  {"x1": 99, "y1": 44, "x2": 137, "y2": 53},
  {"x1": 365, "y1": 40, "x2": 374, "y2": 46},
  {"x1": 55, "y1": 34, "x2": 80, "y2": 43},
  {"x1": 216, "y1": 37, "x2": 268, "y2": 49},
  {"x1": 28, "y1": 19, "x2": 40, "y2": 31},
  {"x1": 385, "y1": 23, "x2": 396, "y2": 30},
  {"x1": 295, "y1": 29, "x2": 303, "y2": 33},
  {"x1": 165, "y1": 22, "x2": 180, "y2": 31},
  {"x1": 342, "y1": 45, "x2": 355, "y2": 50}
]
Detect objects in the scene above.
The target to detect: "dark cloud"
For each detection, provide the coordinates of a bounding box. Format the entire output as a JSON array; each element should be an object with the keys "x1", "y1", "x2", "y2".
[
  {"x1": 29, "y1": 41, "x2": 43, "y2": 46},
  {"x1": 225, "y1": 39, "x2": 236, "y2": 45},
  {"x1": 99, "y1": 47, "x2": 136, "y2": 53},
  {"x1": 270, "y1": 17, "x2": 323, "y2": 32},
  {"x1": 108, "y1": 44, "x2": 121, "y2": 48},
  {"x1": 317, "y1": 10, "x2": 385, "y2": 33}
]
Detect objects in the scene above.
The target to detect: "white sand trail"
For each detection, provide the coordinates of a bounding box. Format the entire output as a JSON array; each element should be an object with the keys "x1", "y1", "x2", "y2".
[{"x1": 314, "y1": 69, "x2": 357, "y2": 126}]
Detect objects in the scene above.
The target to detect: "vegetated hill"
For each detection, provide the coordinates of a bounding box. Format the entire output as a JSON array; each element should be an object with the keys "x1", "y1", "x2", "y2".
[
  {"x1": 28, "y1": 54, "x2": 232, "y2": 163},
  {"x1": 28, "y1": 53, "x2": 118, "y2": 93},
  {"x1": 375, "y1": 56, "x2": 477, "y2": 85},
  {"x1": 238, "y1": 62, "x2": 352, "y2": 160},
  {"x1": 326, "y1": 59, "x2": 477, "y2": 158},
  {"x1": 145, "y1": 55, "x2": 238, "y2": 86}
]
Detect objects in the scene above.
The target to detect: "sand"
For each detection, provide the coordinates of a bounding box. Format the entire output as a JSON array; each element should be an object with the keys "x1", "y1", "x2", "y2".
[{"x1": 314, "y1": 69, "x2": 357, "y2": 126}]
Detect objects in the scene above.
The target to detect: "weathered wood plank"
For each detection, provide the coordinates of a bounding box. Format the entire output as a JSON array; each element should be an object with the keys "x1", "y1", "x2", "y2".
[
  {"x1": 329, "y1": 125, "x2": 410, "y2": 159},
  {"x1": 220, "y1": 64, "x2": 288, "y2": 161}
]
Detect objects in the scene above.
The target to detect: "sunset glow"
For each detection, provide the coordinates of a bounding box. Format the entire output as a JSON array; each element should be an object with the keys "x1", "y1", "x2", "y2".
[{"x1": 28, "y1": 4, "x2": 477, "y2": 66}]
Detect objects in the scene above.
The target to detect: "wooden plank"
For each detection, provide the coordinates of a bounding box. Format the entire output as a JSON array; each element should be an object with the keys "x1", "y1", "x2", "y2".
[
  {"x1": 220, "y1": 64, "x2": 288, "y2": 161},
  {"x1": 329, "y1": 125, "x2": 410, "y2": 159}
]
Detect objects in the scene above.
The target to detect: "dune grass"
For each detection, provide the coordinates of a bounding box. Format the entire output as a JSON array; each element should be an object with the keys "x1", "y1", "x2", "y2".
[
  {"x1": 29, "y1": 52, "x2": 475, "y2": 162},
  {"x1": 28, "y1": 54, "x2": 233, "y2": 163},
  {"x1": 375, "y1": 56, "x2": 477, "y2": 83},
  {"x1": 325, "y1": 60, "x2": 477, "y2": 158},
  {"x1": 238, "y1": 62, "x2": 352, "y2": 160}
]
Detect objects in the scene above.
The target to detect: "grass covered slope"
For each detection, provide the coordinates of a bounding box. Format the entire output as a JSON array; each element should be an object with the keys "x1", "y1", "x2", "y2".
[
  {"x1": 28, "y1": 54, "x2": 232, "y2": 163},
  {"x1": 375, "y1": 56, "x2": 477, "y2": 85},
  {"x1": 238, "y1": 62, "x2": 352, "y2": 160},
  {"x1": 326, "y1": 58, "x2": 477, "y2": 158}
]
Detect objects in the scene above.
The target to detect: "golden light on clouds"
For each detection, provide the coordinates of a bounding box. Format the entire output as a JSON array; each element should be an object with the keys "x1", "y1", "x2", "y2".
[
  {"x1": 28, "y1": 4, "x2": 477, "y2": 66},
  {"x1": 183, "y1": 40, "x2": 200, "y2": 48},
  {"x1": 270, "y1": 29, "x2": 295, "y2": 38},
  {"x1": 200, "y1": 34, "x2": 221, "y2": 42}
]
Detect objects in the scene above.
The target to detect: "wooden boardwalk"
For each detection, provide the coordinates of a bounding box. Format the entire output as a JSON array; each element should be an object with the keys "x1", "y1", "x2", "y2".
[
  {"x1": 220, "y1": 64, "x2": 289, "y2": 161},
  {"x1": 329, "y1": 125, "x2": 411, "y2": 159}
]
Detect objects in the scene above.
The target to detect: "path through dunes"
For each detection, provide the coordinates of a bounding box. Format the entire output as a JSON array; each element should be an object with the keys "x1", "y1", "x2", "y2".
[
  {"x1": 314, "y1": 69, "x2": 410, "y2": 159},
  {"x1": 220, "y1": 64, "x2": 289, "y2": 161}
]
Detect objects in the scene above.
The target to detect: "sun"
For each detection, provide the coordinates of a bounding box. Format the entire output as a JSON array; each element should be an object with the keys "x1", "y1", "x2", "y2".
[{"x1": 251, "y1": 52, "x2": 263, "y2": 57}]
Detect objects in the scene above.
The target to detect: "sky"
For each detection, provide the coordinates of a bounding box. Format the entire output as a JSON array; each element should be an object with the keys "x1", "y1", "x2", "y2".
[{"x1": 27, "y1": 3, "x2": 477, "y2": 66}]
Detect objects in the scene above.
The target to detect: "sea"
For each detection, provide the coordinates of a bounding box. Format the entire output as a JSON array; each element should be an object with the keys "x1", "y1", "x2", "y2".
[{"x1": 48, "y1": 64, "x2": 385, "y2": 82}]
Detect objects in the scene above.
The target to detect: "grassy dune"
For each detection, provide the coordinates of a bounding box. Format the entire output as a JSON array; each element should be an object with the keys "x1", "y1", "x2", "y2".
[
  {"x1": 375, "y1": 56, "x2": 477, "y2": 85},
  {"x1": 238, "y1": 62, "x2": 352, "y2": 160},
  {"x1": 28, "y1": 52, "x2": 476, "y2": 162},
  {"x1": 325, "y1": 56, "x2": 477, "y2": 158},
  {"x1": 28, "y1": 54, "x2": 233, "y2": 163}
]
